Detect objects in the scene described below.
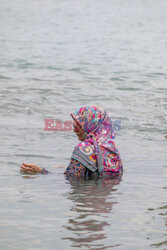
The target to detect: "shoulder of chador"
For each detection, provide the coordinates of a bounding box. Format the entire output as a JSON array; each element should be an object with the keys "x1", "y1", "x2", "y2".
[{"x1": 74, "y1": 141, "x2": 95, "y2": 156}]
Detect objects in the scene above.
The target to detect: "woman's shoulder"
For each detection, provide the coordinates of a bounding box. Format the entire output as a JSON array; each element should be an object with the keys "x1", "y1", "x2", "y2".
[
  {"x1": 74, "y1": 140, "x2": 96, "y2": 155},
  {"x1": 71, "y1": 140, "x2": 97, "y2": 173}
]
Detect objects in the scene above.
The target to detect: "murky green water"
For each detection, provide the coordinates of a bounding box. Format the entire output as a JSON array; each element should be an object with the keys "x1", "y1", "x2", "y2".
[{"x1": 0, "y1": 0, "x2": 167, "y2": 249}]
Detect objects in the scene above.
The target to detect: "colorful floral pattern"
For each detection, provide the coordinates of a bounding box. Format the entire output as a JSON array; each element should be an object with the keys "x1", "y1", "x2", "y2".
[
  {"x1": 65, "y1": 159, "x2": 87, "y2": 176},
  {"x1": 65, "y1": 106, "x2": 123, "y2": 177}
]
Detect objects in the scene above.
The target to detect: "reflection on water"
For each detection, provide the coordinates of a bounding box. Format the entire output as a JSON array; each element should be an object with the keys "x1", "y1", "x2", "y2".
[
  {"x1": 63, "y1": 176, "x2": 122, "y2": 249},
  {"x1": 150, "y1": 203, "x2": 167, "y2": 248}
]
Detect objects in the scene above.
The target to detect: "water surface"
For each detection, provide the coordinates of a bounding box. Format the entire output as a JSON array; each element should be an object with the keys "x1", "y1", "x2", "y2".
[{"x1": 0, "y1": 0, "x2": 167, "y2": 249}]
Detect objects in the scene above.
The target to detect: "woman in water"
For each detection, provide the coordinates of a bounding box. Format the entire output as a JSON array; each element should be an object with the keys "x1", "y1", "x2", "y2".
[{"x1": 20, "y1": 106, "x2": 123, "y2": 178}]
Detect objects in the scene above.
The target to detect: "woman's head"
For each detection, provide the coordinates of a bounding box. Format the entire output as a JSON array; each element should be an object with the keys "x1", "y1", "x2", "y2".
[{"x1": 71, "y1": 106, "x2": 113, "y2": 141}]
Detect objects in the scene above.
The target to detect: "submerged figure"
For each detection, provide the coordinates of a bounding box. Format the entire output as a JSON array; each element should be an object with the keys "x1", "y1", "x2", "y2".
[{"x1": 20, "y1": 106, "x2": 123, "y2": 178}]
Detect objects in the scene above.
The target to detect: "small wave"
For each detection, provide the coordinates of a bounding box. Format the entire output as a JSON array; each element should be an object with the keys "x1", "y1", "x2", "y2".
[
  {"x1": 0, "y1": 75, "x2": 11, "y2": 80},
  {"x1": 69, "y1": 68, "x2": 81, "y2": 72},
  {"x1": 110, "y1": 77, "x2": 124, "y2": 82},
  {"x1": 146, "y1": 72, "x2": 167, "y2": 78},
  {"x1": 28, "y1": 77, "x2": 54, "y2": 82},
  {"x1": 116, "y1": 87, "x2": 141, "y2": 91}
]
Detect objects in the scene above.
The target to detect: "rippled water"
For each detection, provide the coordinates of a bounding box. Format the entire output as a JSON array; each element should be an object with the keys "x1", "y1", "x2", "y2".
[{"x1": 0, "y1": 0, "x2": 167, "y2": 249}]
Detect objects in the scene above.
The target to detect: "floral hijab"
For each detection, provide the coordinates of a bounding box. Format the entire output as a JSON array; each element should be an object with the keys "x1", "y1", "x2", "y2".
[{"x1": 71, "y1": 106, "x2": 121, "y2": 175}]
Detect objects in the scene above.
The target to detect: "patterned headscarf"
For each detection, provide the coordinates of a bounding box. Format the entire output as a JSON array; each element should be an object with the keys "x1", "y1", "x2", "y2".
[
  {"x1": 71, "y1": 106, "x2": 118, "y2": 175},
  {"x1": 71, "y1": 106, "x2": 115, "y2": 140}
]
